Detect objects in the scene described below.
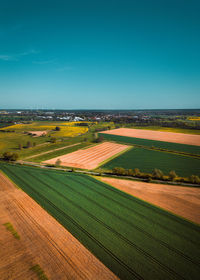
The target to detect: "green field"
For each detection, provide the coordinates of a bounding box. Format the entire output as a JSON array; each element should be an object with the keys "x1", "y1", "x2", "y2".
[
  {"x1": 100, "y1": 133, "x2": 200, "y2": 155},
  {"x1": 102, "y1": 147, "x2": 200, "y2": 177},
  {"x1": 1, "y1": 163, "x2": 200, "y2": 280}
]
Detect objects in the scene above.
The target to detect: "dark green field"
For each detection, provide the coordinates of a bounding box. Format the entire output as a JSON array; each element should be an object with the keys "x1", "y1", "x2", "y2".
[
  {"x1": 1, "y1": 163, "x2": 200, "y2": 280},
  {"x1": 100, "y1": 133, "x2": 200, "y2": 155},
  {"x1": 102, "y1": 147, "x2": 200, "y2": 177}
]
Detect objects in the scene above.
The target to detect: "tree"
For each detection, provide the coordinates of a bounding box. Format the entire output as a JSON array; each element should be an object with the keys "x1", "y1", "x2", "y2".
[
  {"x1": 3, "y1": 152, "x2": 19, "y2": 161},
  {"x1": 169, "y1": 170, "x2": 177, "y2": 181},
  {"x1": 134, "y1": 168, "x2": 141, "y2": 176},
  {"x1": 112, "y1": 167, "x2": 126, "y2": 175},
  {"x1": 189, "y1": 175, "x2": 200, "y2": 184},
  {"x1": 50, "y1": 137, "x2": 57, "y2": 143},
  {"x1": 27, "y1": 141, "x2": 32, "y2": 148},
  {"x1": 152, "y1": 169, "x2": 163, "y2": 179},
  {"x1": 55, "y1": 159, "x2": 61, "y2": 166}
]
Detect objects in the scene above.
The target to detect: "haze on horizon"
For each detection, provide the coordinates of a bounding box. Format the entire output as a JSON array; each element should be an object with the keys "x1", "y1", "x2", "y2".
[{"x1": 0, "y1": 0, "x2": 200, "y2": 110}]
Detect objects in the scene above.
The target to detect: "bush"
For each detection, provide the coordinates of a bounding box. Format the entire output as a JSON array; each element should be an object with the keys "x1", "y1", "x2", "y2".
[
  {"x1": 50, "y1": 137, "x2": 57, "y2": 143},
  {"x1": 152, "y1": 168, "x2": 164, "y2": 179},
  {"x1": 112, "y1": 167, "x2": 126, "y2": 175},
  {"x1": 169, "y1": 170, "x2": 177, "y2": 181},
  {"x1": 55, "y1": 159, "x2": 61, "y2": 166},
  {"x1": 189, "y1": 175, "x2": 200, "y2": 184},
  {"x1": 3, "y1": 152, "x2": 19, "y2": 161}
]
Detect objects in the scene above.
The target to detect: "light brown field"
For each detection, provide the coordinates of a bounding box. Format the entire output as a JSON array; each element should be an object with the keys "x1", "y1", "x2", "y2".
[
  {"x1": 28, "y1": 130, "x2": 47, "y2": 137},
  {"x1": 43, "y1": 142, "x2": 130, "y2": 169},
  {"x1": 0, "y1": 172, "x2": 118, "y2": 280},
  {"x1": 102, "y1": 128, "x2": 200, "y2": 146},
  {"x1": 98, "y1": 177, "x2": 200, "y2": 224}
]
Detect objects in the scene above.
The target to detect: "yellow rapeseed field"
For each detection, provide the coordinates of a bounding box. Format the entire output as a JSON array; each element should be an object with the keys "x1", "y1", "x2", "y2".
[{"x1": 188, "y1": 117, "x2": 200, "y2": 121}]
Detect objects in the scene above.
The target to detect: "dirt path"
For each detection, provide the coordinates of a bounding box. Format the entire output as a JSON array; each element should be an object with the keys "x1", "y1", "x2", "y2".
[
  {"x1": 102, "y1": 128, "x2": 200, "y2": 146},
  {"x1": 0, "y1": 172, "x2": 118, "y2": 280},
  {"x1": 98, "y1": 176, "x2": 200, "y2": 224},
  {"x1": 24, "y1": 142, "x2": 81, "y2": 160}
]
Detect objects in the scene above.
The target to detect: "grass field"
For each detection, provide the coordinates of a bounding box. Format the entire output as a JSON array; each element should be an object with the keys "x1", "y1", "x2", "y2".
[
  {"x1": 100, "y1": 133, "x2": 200, "y2": 155},
  {"x1": 0, "y1": 121, "x2": 91, "y2": 157},
  {"x1": 102, "y1": 147, "x2": 200, "y2": 177},
  {"x1": 1, "y1": 163, "x2": 200, "y2": 280}
]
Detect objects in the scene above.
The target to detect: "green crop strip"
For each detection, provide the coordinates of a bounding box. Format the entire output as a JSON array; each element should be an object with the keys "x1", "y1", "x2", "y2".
[
  {"x1": 3, "y1": 222, "x2": 20, "y2": 240},
  {"x1": 1, "y1": 163, "x2": 200, "y2": 280},
  {"x1": 100, "y1": 133, "x2": 200, "y2": 155},
  {"x1": 101, "y1": 147, "x2": 200, "y2": 177},
  {"x1": 30, "y1": 264, "x2": 48, "y2": 280}
]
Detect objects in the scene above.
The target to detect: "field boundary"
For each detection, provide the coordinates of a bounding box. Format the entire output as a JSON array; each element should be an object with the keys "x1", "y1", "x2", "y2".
[{"x1": 24, "y1": 142, "x2": 82, "y2": 160}]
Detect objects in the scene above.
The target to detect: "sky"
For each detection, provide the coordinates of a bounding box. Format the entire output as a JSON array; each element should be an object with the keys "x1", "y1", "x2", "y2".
[{"x1": 0, "y1": 0, "x2": 200, "y2": 109}]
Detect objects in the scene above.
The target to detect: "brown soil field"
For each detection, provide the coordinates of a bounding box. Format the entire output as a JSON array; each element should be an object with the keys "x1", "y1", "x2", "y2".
[
  {"x1": 28, "y1": 131, "x2": 47, "y2": 137},
  {"x1": 102, "y1": 128, "x2": 200, "y2": 146},
  {"x1": 98, "y1": 177, "x2": 200, "y2": 224},
  {"x1": 0, "y1": 172, "x2": 118, "y2": 280},
  {"x1": 43, "y1": 142, "x2": 130, "y2": 169}
]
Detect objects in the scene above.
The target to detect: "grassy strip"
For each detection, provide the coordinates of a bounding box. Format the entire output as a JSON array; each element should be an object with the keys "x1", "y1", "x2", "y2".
[
  {"x1": 30, "y1": 264, "x2": 48, "y2": 280},
  {"x1": 3, "y1": 222, "x2": 20, "y2": 240}
]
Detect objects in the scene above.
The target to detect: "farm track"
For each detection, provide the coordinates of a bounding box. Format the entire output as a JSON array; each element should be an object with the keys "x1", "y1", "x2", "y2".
[
  {"x1": 1, "y1": 164, "x2": 200, "y2": 280},
  {"x1": 0, "y1": 171, "x2": 119, "y2": 280}
]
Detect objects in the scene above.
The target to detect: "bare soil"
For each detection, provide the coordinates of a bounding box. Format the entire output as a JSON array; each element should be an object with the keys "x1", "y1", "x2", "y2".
[
  {"x1": 0, "y1": 172, "x2": 118, "y2": 280},
  {"x1": 28, "y1": 131, "x2": 47, "y2": 137},
  {"x1": 102, "y1": 128, "x2": 200, "y2": 146},
  {"x1": 43, "y1": 142, "x2": 129, "y2": 169},
  {"x1": 98, "y1": 177, "x2": 200, "y2": 224}
]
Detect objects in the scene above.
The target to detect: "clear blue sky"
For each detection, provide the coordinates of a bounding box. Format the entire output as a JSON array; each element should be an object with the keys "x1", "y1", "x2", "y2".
[{"x1": 0, "y1": 0, "x2": 200, "y2": 109}]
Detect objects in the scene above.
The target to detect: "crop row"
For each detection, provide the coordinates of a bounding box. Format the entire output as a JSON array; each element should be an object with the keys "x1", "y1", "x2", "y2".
[
  {"x1": 102, "y1": 147, "x2": 200, "y2": 177},
  {"x1": 1, "y1": 163, "x2": 200, "y2": 280}
]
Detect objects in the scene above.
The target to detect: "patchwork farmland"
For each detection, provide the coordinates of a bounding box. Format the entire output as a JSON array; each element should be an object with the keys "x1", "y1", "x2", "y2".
[
  {"x1": 43, "y1": 142, "x2": 130, "y2": 169},
  {"x1": 102, "y1": 128, "x2": 200, "y2": 146},
  {"x1": 100, "y1": 132, "x2": 200, "y2": 155},
  {"x1": 99, "y1": 176, "x2": 200, "y2": 224},
  {"x1": 1, "y1": 163, "x2": 200, "y2": 280},
  {"x1": 0, "y1": 171, "x2": 117, "y2": 280},
  {"x1": 102, "y1": 147, "x2": 200, "y2": 177}
]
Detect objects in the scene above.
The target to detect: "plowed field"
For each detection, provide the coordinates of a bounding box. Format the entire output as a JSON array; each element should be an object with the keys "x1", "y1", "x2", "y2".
[
  {"x1": 43, "y1": 142, "x2": 130, "y2": 169},
  {"x1": 0, "y1": 172, "x2": 118, "y2": 280},
  {"x1": 98, "y1": 177, "x2": 200, "y2": 224},
  {"x1": 102, "y1": 128, "x2": 200, "y2": 146}
]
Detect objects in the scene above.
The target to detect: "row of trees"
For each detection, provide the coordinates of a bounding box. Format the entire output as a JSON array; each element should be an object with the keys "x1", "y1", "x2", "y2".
[
  {"x1": 111, "y1": 167, "x2": 200, "y2": 184},
  {"x1": 18, "y1": 141, "x2": 36, "y2": 150}
]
